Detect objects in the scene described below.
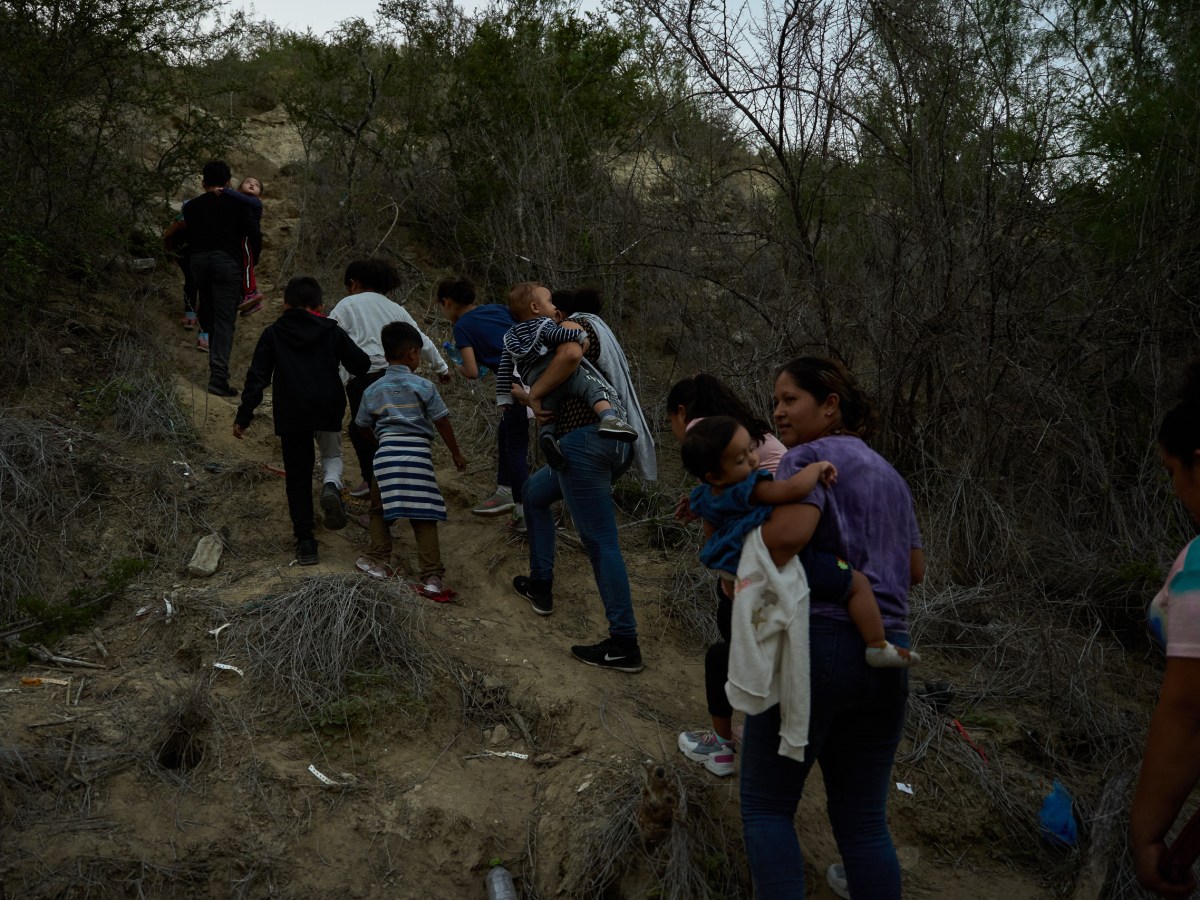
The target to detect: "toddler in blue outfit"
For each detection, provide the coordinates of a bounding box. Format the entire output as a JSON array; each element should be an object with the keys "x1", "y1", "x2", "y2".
[{"x1": 683, "y1": 415, "x2": 916, "y2": 668}]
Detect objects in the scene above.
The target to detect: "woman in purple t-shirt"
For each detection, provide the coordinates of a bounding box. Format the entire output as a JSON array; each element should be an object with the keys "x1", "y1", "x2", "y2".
[{"x1": 739, "y1": 357, "x2": 924, "y2": 900}]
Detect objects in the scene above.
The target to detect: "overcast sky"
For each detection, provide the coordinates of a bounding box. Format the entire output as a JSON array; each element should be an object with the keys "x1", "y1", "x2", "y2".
[
  {"x1": 232, "y1": 0, "x2": 413, "y2": 34},
  {"x1": 230, "y1": 0, "x2": 599, "y2": 36}
]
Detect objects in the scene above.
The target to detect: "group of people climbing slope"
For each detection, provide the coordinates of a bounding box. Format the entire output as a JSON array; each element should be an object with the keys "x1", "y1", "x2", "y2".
[{"x1": 175, "y1": 160, "x2": 1198, "y2": 900}]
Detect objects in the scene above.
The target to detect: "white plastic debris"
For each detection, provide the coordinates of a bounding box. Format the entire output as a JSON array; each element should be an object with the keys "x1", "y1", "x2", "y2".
[
  {"x1": 896, "y1": 782, "x2": 914, "y2": 795},
  {"x1": 212, "y1": 662, "x2": 244, "y2": 677},
  {"x1": 308, "y1": 764, "x2": 356, "y2": 787}
]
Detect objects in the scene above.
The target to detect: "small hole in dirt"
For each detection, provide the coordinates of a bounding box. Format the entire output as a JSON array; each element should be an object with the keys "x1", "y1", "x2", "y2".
[{"x1": 157, "y1": 723, "x2": 205, "y2": 771}]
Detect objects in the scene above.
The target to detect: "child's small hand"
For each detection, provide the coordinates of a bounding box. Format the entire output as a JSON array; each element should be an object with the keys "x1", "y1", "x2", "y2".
[
  {"x1": 818, "y1": 461, "x2": 837, "y2": 485},
  {"x1": 452, "y1": 451, "x2": 467, "y2": 472},
  {"x1": 674, "y1": 492, "x2": 700, "y2": 522},
  {"x1": 233, "y1": 423, "x2": 246, "y2": 439}
]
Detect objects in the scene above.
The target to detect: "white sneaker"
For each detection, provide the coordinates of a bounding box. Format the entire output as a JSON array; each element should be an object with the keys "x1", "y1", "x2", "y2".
[
  {"x1": 677, "y1": 730, "x2": 736, "y2": 777},
  {"x1": 826, "y1": 863, "x2": 851, "y2": 900}
]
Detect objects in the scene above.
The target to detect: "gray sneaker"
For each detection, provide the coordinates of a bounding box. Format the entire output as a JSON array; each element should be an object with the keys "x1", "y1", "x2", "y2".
[
  {"x1": 597, "y1": 416, "x2": 638, "y2": 442},
  {"x1": 472, "y1": 488, "x2": 515, "y2": 516}
]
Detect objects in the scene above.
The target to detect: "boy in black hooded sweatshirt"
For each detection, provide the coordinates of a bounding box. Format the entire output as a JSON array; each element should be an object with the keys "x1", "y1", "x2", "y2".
[{"x1": 233, "y1": 276, "x2": 371, "y2": 565}]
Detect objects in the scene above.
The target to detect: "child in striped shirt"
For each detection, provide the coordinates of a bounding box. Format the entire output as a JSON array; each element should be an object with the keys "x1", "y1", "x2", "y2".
[{"x1": 356, "y1": 322, "x2": 466, "y2": 598}]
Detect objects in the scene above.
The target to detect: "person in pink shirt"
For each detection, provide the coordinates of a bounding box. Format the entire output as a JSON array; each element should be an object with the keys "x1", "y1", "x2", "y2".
[
  {"x1": 1132, "y1": 361, "x2": 1200, "y2": 897},
  {"x1": 666, "y1": 373, "x2": 788, "y2": 777}
]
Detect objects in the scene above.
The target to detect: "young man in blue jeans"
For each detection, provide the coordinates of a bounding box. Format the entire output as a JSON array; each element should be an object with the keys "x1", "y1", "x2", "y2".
[{"x1": 509, "y1": 297, "x2": 656, "y2": 672}]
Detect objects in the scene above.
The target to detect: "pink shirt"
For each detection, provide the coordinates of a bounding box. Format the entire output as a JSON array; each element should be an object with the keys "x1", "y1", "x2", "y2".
[
  {"x1": 685, "y1": 417, "x2": 787, "y2": 476},
  {"x1": 1149, "y1": 536, "x2": 1200, "y2": 658}
]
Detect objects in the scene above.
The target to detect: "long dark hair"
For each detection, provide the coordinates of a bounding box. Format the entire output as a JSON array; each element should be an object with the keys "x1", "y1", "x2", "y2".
[
  {"x1": 775, "y1": 357, "x2": 879, "y2": 439},
  {"x1": 666, "y1": 373, "x2": 773, "y2": 444},
  {"x1": 1160, "y1": 361, "x2": 1200, "y2": 465},
  {"x1": 552, "y1": 287, "x2": 602, "y2": 316},
  {"x1": 343, "y1": 258, "x2": 402, "y2": 295}
]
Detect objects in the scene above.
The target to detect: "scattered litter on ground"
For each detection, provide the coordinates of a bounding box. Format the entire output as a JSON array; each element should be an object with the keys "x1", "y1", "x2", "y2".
[
  {"x1": 21, "y1": 677, "x2": 71, "y2": 687},
  {"x1": 948, "y1": 718, "x2": 988, "y2": 763},
  {"x1": 1039, "y1": 780, "x2": 1078, "y2": 847},
  {"x1": 465, "y1": 750, "x2": 529, "y2": 761},
  {"x1": 307, "y1": 764, "x2": 356, "y2": 787}
]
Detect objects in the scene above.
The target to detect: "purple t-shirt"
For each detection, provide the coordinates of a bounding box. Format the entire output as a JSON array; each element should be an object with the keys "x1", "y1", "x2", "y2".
[{"x1": 776, "y1": 435, "x2": 921, "y2": 630}]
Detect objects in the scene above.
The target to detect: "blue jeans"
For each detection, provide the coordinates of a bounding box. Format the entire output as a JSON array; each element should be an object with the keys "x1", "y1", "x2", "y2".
[
  {"x1": 497, "y1": 402, "x2": 530, "y2": 502},
  {"x1": 523, "y1": 424, "x2": 636, "y2": 639},
  {"x1": 740, "y1": 617, "x2": 909, "y2": 900}
]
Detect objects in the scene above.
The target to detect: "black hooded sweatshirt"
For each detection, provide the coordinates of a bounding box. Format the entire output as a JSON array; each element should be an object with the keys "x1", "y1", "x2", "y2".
[{"x1": 235, "y1": 308, "x2": 371, "y2": 434}]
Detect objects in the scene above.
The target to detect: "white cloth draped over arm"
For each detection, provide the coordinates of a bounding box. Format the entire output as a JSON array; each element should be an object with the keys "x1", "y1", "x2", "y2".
[{"x1": 726, "y1": 527, "x2": 811, "y2": 762}]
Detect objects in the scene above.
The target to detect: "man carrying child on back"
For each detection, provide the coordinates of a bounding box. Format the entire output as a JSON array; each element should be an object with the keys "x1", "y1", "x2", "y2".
[
  {"x1": 497, "y1": 283, "x2": 636, "y2": 470},
  {"x1": 233, "y1": 276, "x2": 371, "y2": 566}
]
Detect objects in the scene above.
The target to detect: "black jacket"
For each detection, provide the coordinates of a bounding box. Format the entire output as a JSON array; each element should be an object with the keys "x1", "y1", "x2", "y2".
[
  {"x1": 182, "y1": 191, "x2": 261, "y2": 262},
  {"x1": 235, "y1": 309, "x2": 371, "y2": 434}
]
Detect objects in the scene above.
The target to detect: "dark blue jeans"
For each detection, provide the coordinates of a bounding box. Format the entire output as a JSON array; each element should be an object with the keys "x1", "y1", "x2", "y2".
[
  {"x1": 497, "y1": 402, "x2": 530, "y2": 503},
  {"x1": 523, "y1": 424, "x2": 636, "y2": 639},
  {"x1": 346, "y1": 369, "x2": 386, "y2": 482},
  {"x1": 740, "y1": 617, "x2": 909, "y2": 899}
]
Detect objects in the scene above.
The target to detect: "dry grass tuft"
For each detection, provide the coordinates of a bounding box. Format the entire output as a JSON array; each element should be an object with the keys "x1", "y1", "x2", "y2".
[
  {"x1": 104, "y1": 332, "x2": 197, "y2": 445},
  {"x1": 658, "y1": 563, "x2": 720, "y2": 647},
  {"x1": 235, "y1": 574, "x2": 438, "y2": 720},
  {"x1": 554, "y1": 758, "x2": 750, "y2": 899},
  {"x1": 452, "y1": 667, "x2": 557, "y2": 749},
  {"x1": 0, "y1": 413, "x2": 93, "y2": 624}
]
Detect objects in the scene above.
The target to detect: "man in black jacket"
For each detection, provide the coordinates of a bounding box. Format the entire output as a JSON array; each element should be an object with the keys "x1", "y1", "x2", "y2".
[
  {"x1": 184, "y1": 159, "x2": 262, "y2": 396},
  {"x1": 233, "y1": 276, "x2": 371, "y2": 566}
]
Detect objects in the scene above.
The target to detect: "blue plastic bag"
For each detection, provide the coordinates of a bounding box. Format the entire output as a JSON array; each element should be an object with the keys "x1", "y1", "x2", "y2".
[{"x1": 1039, "y1": 779, "x2": 1078, "y2": 847}]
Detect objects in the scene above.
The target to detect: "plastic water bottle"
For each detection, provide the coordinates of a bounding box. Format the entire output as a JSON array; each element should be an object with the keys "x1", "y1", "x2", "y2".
[
  {"x1": 442, "y1": 340, "x2": 464, "y2": 366},
  {"x1": 485, "y1": 865, "x2": 518, "y2": 900}
]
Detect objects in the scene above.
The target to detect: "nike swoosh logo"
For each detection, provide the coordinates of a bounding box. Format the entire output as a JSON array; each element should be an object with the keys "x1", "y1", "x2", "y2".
[{"x1": 604, "y1": 654, "x2": 626, "y2": 662}]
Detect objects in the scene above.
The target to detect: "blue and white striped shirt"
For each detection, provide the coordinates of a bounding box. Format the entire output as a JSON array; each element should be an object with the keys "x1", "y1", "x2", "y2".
[
  {"x1": 495, "y1": 317, "x2": 587, "y2": 404},
  {"x1": 356, "y1": 365, "x2": 449, "y2": 440}
]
